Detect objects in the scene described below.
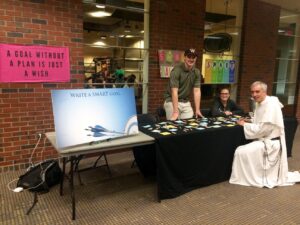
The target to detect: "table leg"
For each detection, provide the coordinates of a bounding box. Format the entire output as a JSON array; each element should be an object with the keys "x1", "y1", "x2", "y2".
[
  {"x1": 70, "y1": 156, "x2": 76, "y2": 220},
  {"x1": 60, "y1": 157, "x2": 66, "y2": 196}
]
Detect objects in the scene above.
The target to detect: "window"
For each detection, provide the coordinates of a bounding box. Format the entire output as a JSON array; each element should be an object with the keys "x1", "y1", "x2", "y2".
[
  {"x1": 83, "y1": 0, "x2": 149, "y2": 113},
  {"x1": 273, "y1": 9, "x2": 300, "y2": 108},
  {"x1": 202, "y1": 0, "x2": 244, "y2": 105}
]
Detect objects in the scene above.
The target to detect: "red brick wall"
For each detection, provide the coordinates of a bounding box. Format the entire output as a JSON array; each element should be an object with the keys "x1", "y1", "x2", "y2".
[
  {"x1": 237, "y1": 0, "x2": 280, "y2": 112},
  {"x1": 148, "y1": 0, "x2": 206, "y2": 113},
  {"x1": 0, "y1": 0, "x2": 84, "y2": 171}
]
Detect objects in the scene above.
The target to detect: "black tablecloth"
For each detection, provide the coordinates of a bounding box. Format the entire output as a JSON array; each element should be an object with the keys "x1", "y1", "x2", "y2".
[
  {"x1": 135, "y1": 125, "x2": 247, "y2": 200},
  {"x1": 284, "y1": 117, "x2": 298, "y2": 157},
  {"x1": 134, "y1": 117, "x2": 298, "y2": 200}
]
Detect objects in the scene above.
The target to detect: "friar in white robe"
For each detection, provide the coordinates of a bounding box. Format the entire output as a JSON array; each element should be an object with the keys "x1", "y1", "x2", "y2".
[{"x1": 229, "y1": 81, "x2": 300, "y2": 188}]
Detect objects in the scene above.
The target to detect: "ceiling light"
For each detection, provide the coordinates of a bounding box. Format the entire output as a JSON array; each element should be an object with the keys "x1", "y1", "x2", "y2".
[
  {"x1": 140, "y1": 30, "x2": 144, "y2": 33},
  {"x1": 93, "y1": 41, "x2": 106, "y2": 46},
  {"x1": 124, "y1": 23, "x2": 131, "y2": 33},
  {"x1": 205, "y1": 24, "x2": 212, "y2": 30},
  {"x1": 96, "y1": 4, "x2": 105, "y2": 9},
  {"x1": 89, "y1": 11, "x2": 112, "y2": 17}
]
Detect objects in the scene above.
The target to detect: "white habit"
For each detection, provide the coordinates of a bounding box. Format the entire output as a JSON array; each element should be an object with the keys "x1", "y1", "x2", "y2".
[{"x1": 229, "y1": 96, "x2": 300, "y2": 188}]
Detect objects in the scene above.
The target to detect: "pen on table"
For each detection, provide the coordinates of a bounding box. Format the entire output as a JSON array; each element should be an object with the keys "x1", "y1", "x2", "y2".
[{"x1": 89, "y1": 138, "x2": 112, "y2": 145}]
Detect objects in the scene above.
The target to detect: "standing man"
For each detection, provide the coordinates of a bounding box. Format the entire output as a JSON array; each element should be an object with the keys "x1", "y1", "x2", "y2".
[
  {"x1": 230, "y1": 81, "x2": 299, "y2": 188},
  {"x1": 164, "y1": 48, "x2": 203, "y2": 120}
]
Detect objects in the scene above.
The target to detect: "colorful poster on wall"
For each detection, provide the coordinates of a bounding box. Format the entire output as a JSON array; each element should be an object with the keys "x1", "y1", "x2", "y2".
[
  {"x1": 0, "y1": 44, "x2": 70, "y2": 82},
  {"x1": 204, "y1": 59, "x2": 235, "y2": 83},
  {"x1": 51, "y1": 88, "x2": 139, "y2": 149},
  {"x1": 158, "y1": 49, "x2": 184, "y2": 78}
]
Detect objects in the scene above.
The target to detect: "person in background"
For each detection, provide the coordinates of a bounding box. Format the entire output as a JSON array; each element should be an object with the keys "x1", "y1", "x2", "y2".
[
  {"x1": 114, "y1": 66, "x2": 125, "y2": 88},
  {"x1": 124, "y1": 74, "x2": 139, "y2": 98},
  {"x1": 229, "y1": 81, "x2": 300, "y2": 188},
  {"x1": 163, "y1": 48, "x2": 203, "y2": 120},
  {"x1": 125, "y1": 74, "x2": 136, "y2": 88},
  {"x1": 211, "y1": 87, "x2": 244, "y2": 117}
]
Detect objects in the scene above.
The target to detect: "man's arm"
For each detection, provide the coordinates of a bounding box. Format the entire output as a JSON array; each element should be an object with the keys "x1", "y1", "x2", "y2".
[
  {"x1": 237, "y1": 121, "x2": 277, "y2": 139},
  {"x1": 170, "y1": 87, "x2": 179, "y2": 120},
  {"x1": 193, "y1": 87, "x2": 203, "y2": 118}
]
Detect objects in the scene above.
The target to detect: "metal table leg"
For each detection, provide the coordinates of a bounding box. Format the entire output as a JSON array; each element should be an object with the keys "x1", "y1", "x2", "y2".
[
  {"x1": 70, "y1": 156, "x2": 76, "y2": 220},
  {"x1": 60, "y1": 157, "x2": 66, "y2": 196}
]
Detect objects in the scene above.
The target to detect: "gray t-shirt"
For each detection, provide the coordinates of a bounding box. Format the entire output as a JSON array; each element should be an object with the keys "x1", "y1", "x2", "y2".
[{"x1": 164, "y1": 62, "x2": 201, "y2": 102}]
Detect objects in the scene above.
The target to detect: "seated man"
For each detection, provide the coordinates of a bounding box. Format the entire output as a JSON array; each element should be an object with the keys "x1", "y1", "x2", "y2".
[
  {"x1": 211, "y1": 87, "x2": 244, "y2": 117},
  {"x1": 229, "y1": 81, "x2": 300, "y2": 188}
]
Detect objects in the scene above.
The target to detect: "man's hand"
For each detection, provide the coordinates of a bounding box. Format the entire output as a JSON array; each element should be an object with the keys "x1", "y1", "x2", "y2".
[
  {"x1": 237, "y1": 119, "x2": 245, "y2": 126},
  {"x1": 195, "y1": 109, "x2": 204, "y2": 118},
  {"x1": 170, "y1": 111, "x2": 179, "y2": 121}
]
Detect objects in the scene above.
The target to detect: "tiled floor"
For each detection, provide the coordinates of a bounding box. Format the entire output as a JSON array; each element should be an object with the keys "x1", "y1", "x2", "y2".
[{"x1": 1, "y1": 127, "x2": 300, "y2": 225}]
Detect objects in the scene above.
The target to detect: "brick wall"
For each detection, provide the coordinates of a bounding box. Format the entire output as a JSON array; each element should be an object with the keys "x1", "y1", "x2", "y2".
[
  {"x1": 237, "y1": 0, "x2": 280, "y2": 112},
  {"x1": 148, "y1": 0, "x2": 206, "y2": 113},
  {"x1": 0, "y1": 0, "x2": 84, "y2": 171}
]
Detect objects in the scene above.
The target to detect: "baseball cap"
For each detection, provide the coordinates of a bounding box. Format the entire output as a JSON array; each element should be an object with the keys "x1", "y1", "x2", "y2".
[{"x1": 184, "y1": 48, "x2": 198, "y2": 57}]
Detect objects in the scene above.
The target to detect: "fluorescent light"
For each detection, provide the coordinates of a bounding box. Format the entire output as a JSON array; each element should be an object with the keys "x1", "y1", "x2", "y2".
[
  {"x1": 205, "y1": 36, "x2": 222, "y2": 39},
  {"x1": 280, "y1": 14, "x2": 299, "y2": 19},
  {"x1": 205, "y1": 24, "x2": 212, "y2": 30},
  {"x1": 126, "y1": 6, "x2": 144, "y2": 11},
  {"x1": 89, "y1": 11, "x2": 112, "y2": 17},
  {"x1": 140, "y1": 30, "x2": 144, "y2": 33},
  {"x1": 96, "y1": 4, "x2": 105, "y2": 9},
  {"x1": 93, "y1": 41, "x2": 106, "y2": 46},
  {"x1": 140, "y1": 40, "x2": 144, "y2": 48}
]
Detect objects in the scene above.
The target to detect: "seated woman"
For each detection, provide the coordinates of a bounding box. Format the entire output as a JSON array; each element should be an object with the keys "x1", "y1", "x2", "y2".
[{"x1": 211, "y1": 87, "x2": 244, "y2": 117}]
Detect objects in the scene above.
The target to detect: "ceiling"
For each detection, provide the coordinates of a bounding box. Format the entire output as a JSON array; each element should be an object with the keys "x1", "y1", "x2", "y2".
[
  {"x1": 261, "y1": 0, "x2": 300, "y2": 12},
  {"x1": 83, "y1": 0, "x2": 300, "y2": 47},
  {"x1": 83, "y1": 0, "x2": 145, "y2": 47}
]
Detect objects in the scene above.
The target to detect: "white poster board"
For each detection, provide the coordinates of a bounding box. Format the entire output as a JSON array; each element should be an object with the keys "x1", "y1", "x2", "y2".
[{"x1": 51, "y1": 88, "x2": 138, "y2": 149}]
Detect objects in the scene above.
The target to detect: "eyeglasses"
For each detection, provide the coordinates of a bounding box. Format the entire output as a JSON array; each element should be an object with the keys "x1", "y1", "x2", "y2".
[
  {"x1": 220, "y1": 93, "x2": 229, "y2": 95},
  {"x1": 186, "y1": 55, "x2": 196, "y2": 59}
]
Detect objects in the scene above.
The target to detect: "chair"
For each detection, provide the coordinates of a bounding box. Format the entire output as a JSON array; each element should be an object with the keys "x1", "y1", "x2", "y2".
[
  {"x1": 137, "y1": 113, "x2": 158, "y2": 127},
  {"x1": 156, "y1": 106, "x2": 166, "y2": 122},
  {"x1": 201, "y1": 108, "x2": 212, "y2": 117}
]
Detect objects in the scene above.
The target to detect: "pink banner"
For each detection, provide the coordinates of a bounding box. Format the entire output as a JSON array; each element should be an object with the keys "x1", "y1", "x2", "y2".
[{"x1": 0, "y1": 44, "x2": 70, "y2": 82}]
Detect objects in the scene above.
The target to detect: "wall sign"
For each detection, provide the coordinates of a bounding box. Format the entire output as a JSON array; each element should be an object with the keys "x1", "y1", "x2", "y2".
[
  {"x1": 158, "y1": 49, "x2": 184, "y2": 78},
  {"x1": 0, "y1": 44, "x2": 70, "y2": 82},
  {"x1": 204, "y1": 59, "x2": 235, "y2": 83}
]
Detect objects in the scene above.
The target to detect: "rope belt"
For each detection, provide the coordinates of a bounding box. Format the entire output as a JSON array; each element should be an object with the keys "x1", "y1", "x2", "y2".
[
  {"x1": 262, "y1": 137, "x2": 282, "y2": 186},
  {"x1": 270, "y1": 137, "x2": 280, "y2": 141}
]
